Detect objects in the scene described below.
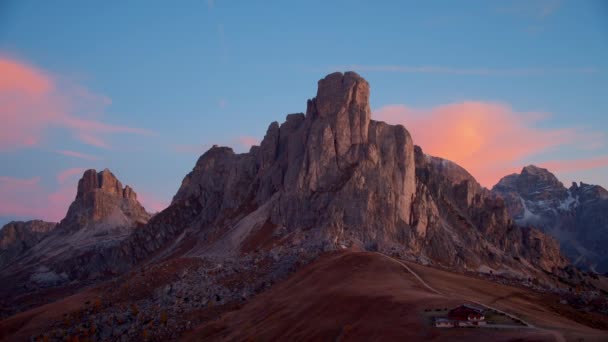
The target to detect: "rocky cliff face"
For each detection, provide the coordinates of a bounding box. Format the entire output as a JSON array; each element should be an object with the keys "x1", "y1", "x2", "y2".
[
  {"x1": 0, "y1": 220, "x2": 56, "y2": 268},
  {"x1": 411, "y1": 149, "x2": 566, "y2": 273},
  {"x1": 163, "y1": 72, "x2": 565, "y2": 276},
  {"x1": 172, "y1": 72, "x2": 414, "y2": 255},
  {"x1": 493, "y1": 165, "x2": 608, "y2": 273}
]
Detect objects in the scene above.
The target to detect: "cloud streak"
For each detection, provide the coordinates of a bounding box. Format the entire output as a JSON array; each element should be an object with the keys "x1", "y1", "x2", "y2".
[
  {"x1": 0, "y1": 55, "x2": 153, "y2": 151},
  {"x1": 55, "y1": 149, "x2": 100, "y2": 161},
  {"x1": 56, "y1": 167, "x2": 86, "y2": 184},
  {"x1": 172, "y1": 136, "x2": 260, "y2": 155},
  {"x1": 331, "y1": 64, "x2": 598, "y2": 76},
  {"x1": 0, "y1": 174, "x2": 75, "y2": 222},
  {"x1": 538, "y1": 157, "x2": 608, "y2": 174},
  {"x1": 374, "y1": 101, "x2": 605, "y2": 187}
]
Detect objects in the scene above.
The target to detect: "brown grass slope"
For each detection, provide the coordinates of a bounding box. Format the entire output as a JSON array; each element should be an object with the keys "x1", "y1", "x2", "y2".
[{"x1": 186, "y1": 252, "x2": 580, "y2": 341}]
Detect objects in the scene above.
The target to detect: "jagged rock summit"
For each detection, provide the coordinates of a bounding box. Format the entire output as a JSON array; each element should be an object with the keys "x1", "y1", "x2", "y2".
[
  {"x1": 59, "y1": 168, "x2": 149, "y2": 230},
  {"x1": 173, "y1": 71, "x2": 417, "y2": 254},
  {"x1": 493, "y1": 165, "x2": 608, "y2": 272}
]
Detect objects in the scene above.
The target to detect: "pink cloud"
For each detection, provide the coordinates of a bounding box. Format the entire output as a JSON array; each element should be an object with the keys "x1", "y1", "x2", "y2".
[
  {"x1": 374, "y1": 102, "x2": 604, "y2": 187},
  {"x1": 56, "y1": 167, "x2": 86, "y2": 184},
  {"x1": 0, "y1": 175, "x2": 75, "y2": 222},
  {"x1": 55, "y1": 149, "x2": 100, "y2": 161},
  {"x1": 137, "y1": 192, "x2": 169, "y2": 214},
  {"x1": 237, "y1": 136, "x2": 258, "y2": 149},
  {"x1": 538, "y1": 157, "x2": 608, "y2": 174},
  {"x1": 0, "y1": 55, "x2": 152, "y2": 151}
]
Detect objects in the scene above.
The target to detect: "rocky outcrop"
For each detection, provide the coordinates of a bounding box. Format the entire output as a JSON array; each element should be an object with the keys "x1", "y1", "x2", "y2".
[
  {"x1": 494, "y1": 166, "x2": 608, "y2": 273},
  {"x1": 60, "y1": 168, "x2": 150, "y2": 230},
  {"x1": 0, "y1": 220, "x2": 56, "y2": 268},
  {"x1": 0, "y1": 169, "x2": 151, "y2": 289}
]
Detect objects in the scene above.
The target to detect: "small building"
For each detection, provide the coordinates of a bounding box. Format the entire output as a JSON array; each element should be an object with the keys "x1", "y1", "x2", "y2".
[
  {"x1": 435, "y1": 304, "x2": 487, "y2": 328},
  {"x1": 448, "y1": 304, "x2": 485, "y2": 323}
]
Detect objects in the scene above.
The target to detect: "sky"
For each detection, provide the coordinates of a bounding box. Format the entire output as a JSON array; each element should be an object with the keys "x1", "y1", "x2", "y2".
[{"x1": 0, "y1": 0, "x2": 607, "y2": 227}]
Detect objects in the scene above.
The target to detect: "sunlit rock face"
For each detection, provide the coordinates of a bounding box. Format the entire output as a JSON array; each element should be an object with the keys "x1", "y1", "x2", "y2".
[
  {"x1": 174, "y1": 71, "x2": 417, "y2": 250},
  {"x1": 494, "y1": 165, "x2": 608, "y2": 273},
  {"x1": 168, "y1": 71, "x2": 565, "y2": 275}
]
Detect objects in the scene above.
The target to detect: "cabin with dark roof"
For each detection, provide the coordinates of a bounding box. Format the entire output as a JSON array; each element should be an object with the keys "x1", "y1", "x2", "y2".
[{"x1": 448, "y1": 304, "x2": 485, "y2": 323}]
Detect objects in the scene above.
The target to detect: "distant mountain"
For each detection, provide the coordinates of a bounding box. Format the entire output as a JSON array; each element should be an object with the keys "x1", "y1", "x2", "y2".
[
  {"x1": 493, "y1": 165, "x2": 608, "y2": 273},
  {"x1": 0, "y1": 168, "x2": 150, "y2": 288}
]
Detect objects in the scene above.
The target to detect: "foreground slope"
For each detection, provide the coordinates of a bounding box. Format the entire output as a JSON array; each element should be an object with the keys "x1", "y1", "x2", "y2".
[{"x1": 187, "y1": 252, "x2": 607, "y2": 341}]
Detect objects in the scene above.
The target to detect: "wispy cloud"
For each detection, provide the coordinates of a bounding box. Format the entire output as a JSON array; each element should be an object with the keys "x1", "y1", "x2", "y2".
[
  {"x1": 237, "y1": 136, "x2": 258, "y2": 149},
  {"x1": 497, "y1": 0, "x2": 560, "y2": 19},
  {"x1": 56, "y1": 167, "x2": 86, "y2": 184},
  {"x1": 331, "y1": 64, "x2": 598, "y2": 76},
  {"x1": 55, "y1": 149, "x2": 100, "y2": 161},
  {"x1": 171, "y1": 143, "x2": 213, "y2": 155},
  {"x1": 137, "y1": 191, "x2": 169, "y2": 214},
  {"x1": 374, "y1": 101, "x2": 605, "y2": 187},
  {"x1": 0, "y1": 174, "x2": 75, "y2": 222},
  {"x1": 172, "y1": 136, "x2": 260, "y2": 155},
  {"x1": 0, "y1": 55, "x2": 153, "y2": 151},
  {"x1": 538, "y1": 157, "x2": 608, "y2": 174}
]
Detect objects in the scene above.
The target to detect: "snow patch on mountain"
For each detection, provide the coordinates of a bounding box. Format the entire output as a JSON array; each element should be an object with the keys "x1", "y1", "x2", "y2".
[{"x1": 518, "y1": 196, "x2": 541, "y2": 224}]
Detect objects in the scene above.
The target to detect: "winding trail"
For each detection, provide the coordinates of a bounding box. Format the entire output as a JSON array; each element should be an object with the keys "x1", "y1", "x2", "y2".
[{"x1": 375, "y1": 252, "x2": 566, "y2": 342}]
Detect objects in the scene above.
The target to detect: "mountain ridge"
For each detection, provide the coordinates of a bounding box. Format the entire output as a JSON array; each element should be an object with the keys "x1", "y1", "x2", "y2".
[{"x1": 493, "y1": 165, "x2": 608, "y2": 273}]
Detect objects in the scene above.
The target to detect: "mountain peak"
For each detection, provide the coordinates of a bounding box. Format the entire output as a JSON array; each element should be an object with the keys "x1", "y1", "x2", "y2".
[
  {"x1": 305, "y1": 72, "x2": 371, "y2": 160},
  {"x1": 77, "y1": 168, "x2": 138, "y2": 201},
  {"x1": 64, "y1": 168, "x2": 149, "y2": 227},
  {"x1": 521, "y1": 164, "x2": 551, "y2": 176},
  {"x1": 312, "y1": 71, "x2": 369, "y2": 121}
]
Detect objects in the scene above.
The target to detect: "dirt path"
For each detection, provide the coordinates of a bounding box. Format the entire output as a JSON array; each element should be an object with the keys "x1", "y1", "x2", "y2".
[
  {"x1": 376, "y1": 253, "x2": 566, "y2": 342},
  {"x1": 375, "y1": 253, "x2": 441, "y2": 295}
]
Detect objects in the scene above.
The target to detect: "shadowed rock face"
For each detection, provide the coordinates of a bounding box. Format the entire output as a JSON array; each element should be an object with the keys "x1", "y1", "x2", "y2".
[
  {"x1": 0, "y1": 220, "x2": 56, "y2": 268},
  {"x1": 494, "y1": 166, "x2": 608, "y2": 272}
]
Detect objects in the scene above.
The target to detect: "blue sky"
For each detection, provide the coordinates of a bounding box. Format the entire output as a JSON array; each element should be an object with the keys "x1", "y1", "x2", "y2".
[{"x1": 0, "y1": 0, "x2": 607, "y2": 226}]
